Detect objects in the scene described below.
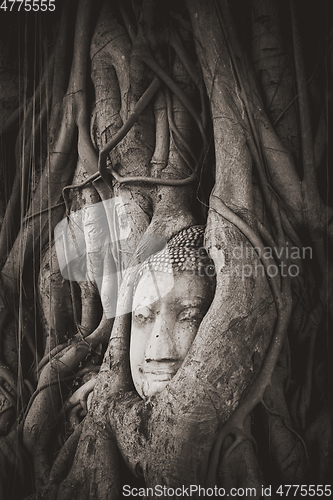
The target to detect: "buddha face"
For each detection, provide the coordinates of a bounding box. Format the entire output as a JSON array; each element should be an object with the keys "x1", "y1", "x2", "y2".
[{"x1": 130, "y1": 270, "x2": 213, "y2": 398}]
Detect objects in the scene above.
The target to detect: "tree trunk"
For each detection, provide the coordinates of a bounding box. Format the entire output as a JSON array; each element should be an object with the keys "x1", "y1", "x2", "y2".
[{"x1": 0, "y1": 0, "x2": 331, "y2": 498}]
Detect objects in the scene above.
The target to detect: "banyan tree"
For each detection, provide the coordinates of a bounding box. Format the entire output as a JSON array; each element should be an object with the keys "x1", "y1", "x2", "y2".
[{"x1": 0, "y1": 0, "x2": 332, "y2": 498}]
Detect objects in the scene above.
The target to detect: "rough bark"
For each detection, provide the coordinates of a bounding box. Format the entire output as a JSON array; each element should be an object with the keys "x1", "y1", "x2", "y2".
[{"x1": 0, "y1": 0, "x2": 331, "y2": 498}]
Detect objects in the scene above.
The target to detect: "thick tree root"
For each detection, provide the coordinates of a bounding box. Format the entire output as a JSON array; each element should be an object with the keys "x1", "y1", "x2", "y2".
[{"x1": 205, "y1": 195, "x2": 291, "y2": 487}]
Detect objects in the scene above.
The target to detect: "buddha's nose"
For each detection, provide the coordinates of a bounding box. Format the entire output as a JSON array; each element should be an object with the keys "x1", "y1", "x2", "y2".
[{"x1": 144, "y1": 315, "x2": 177, "y2": 362}]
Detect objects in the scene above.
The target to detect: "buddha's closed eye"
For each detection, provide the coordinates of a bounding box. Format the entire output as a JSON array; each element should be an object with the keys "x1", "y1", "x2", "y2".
[
  {"x1": 178, "y1": 307, "x2": 203, "y2": 323},
  {"x1": 134, "y1": 306, "x2": 154, "y2": 324}
]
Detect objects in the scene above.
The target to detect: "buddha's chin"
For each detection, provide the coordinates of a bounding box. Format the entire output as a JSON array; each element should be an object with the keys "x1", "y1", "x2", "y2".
[{"x1": 141, "y1": 377, "x2": 172, "y2": 398}]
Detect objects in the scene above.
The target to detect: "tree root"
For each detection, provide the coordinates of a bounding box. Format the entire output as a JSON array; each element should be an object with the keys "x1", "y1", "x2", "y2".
[
  {"x1": 62, "y1": 73, "x2": 201, "y2": 198},
  {"x1": 150, "y1": 90, "x2": 169, "y2": 174},
  {"x1": 170, "y1": 27, "x2": 207, "y2": 128},
  {"x1": 217, "y1": 417, "x2": 265, "y2": 496},
  {"x1": 260, "y1": 400, "x2": 309, "y2": 479},
  {"x1": 98, "y1": 76, "x2": 161, "y2": 188},
  {"x1": 0, "y1": 383, "x2": 16, "y2": 408},
  {"x1": 22, "y1": 316, "x2": 112, "y2": 489},
  {"x1": 0, "y1": 383, "x2": 16, "y2": 434},
  {"x1": 37, "y1": 342, "x2": 71, "y2": 374},
  {"x1": 139, "y1": 48, "x2": 207, "y2": 148},
  {"x1": 205, "y1": 195, "x2": 291, "y2": 487},
  {"x1": 0, "y1": 426, "x2": 32, "y2": 499},
  {"x1": 98, "y1": 41, "x2": 207, "y2": 189},
  {"x1": 47, "y1": 420, "x2": 84, "y2": 489},
  {"x1": 165, "y1": 88, "x2": 197, "y2": 169},
  {"x1": 0, "y1": 366, "x2": 17, "y2": 395},
  {"x1": 68, "y1": 404, "x2": 86, "y2": 431},
  {"x1": 62, "y1": 377, "x2": 96, "y2": 414},
  {"x1": 211, "y1": 195, "x2": 283, "y2": 308}
]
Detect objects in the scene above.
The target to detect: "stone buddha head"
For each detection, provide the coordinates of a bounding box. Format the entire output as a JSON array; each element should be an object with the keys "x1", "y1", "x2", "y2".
[{"x1": 130, "y1": 226, "x2": 216, "y2": 399}]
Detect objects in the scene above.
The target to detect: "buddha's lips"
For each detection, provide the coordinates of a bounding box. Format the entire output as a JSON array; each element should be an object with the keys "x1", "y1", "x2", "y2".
[{"x1": 139, "y1": 363, "x2": 179, "y2": 378}]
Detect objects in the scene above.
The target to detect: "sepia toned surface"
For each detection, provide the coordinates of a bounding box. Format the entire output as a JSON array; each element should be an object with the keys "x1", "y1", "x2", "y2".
[{"x1": 0, "y1": 1, "x2": 332, "y2": 498}]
